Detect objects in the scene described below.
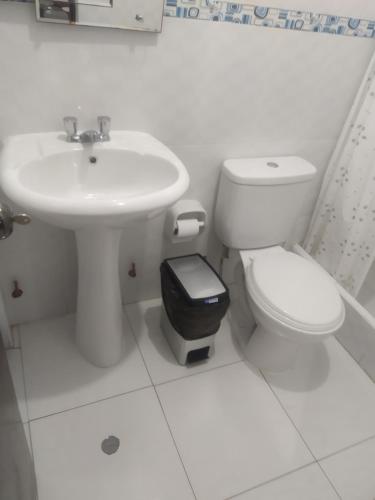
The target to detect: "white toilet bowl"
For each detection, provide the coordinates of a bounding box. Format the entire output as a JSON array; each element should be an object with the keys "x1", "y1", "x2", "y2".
[
  {"x1": 214, "y1": 155, "x2": 346, "y2": 371},
  {"x1": 240, "y1": 247, "x2": 345, "y2": 371}
]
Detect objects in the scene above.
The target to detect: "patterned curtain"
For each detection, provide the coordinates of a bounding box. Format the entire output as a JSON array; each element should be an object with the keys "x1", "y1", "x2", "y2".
[{"x1": 304, "y1": 53, "x2": 375, "y2": 297}]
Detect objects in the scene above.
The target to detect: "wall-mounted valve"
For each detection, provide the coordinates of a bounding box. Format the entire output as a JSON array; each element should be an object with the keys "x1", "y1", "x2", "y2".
[
  {"x1": 128, "y1": 262, "x2": 137, "y2": 278},
  {"x1": 0, "y1": 203, "x2": 31, "y2": 240},
  {"x1": 12, "y1": 280, "x2": 23, "y2": 299}
]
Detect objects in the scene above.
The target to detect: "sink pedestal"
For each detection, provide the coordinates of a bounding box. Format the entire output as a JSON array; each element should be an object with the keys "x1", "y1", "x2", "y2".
[{"x1": 75, "y1": 227, "x2": 126, "y2": 368}]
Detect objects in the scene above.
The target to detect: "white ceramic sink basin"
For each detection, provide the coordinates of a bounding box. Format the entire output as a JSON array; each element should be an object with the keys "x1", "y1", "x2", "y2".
[
  {"x1": 0, "y1": 131, "x2": 189, "y2": 367},
  {"x1": 0, "y1": 131, "x2": 189, "y2": 229}
]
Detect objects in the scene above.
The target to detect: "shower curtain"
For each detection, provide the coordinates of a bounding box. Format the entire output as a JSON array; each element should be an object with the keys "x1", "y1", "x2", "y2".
[{"x1": 304, "y1": 53, "x2": 375, "y2": 297}]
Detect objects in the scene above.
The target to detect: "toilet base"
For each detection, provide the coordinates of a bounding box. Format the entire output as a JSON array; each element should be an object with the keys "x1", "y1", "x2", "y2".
[{"x1": 245, "y1": 324, "x2": 299, "y2": 372}]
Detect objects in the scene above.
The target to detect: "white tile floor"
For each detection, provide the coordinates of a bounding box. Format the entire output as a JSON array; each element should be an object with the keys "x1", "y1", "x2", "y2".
[
  {"x1": 263, "y1": 339, "x2": 375, "y2": 459},
  {"x1": 156, "y1": 363, "x2": 313, "y2": 500},
  {"x1": 9, "y1": 298, "x2": 375, "y2": 500},
  {"x1": 320, "y1": 437, "x2": 375, "y2": 500},
  {"x1": 31, "y1": 387, "x2": 195, "y2": 500},
  {"x1": 20, "y1": 314, "x2": 151, "y2": 419}
]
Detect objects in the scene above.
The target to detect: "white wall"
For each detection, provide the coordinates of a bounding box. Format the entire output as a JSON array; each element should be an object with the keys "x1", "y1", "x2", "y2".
[{"x1": 0, "y1": 2, "x2": 374, "y2": 325}]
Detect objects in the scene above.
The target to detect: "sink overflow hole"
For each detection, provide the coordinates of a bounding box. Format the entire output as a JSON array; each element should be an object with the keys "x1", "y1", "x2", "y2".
[
  {"x1": 101, "y1": 435, "x2": 120, "y2": 455},
  {"x1": 89, "y1": 156, "x2": 98, "y2": 164}
]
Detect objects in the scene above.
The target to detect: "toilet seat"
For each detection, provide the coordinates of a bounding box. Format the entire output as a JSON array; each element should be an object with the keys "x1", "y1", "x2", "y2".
[{"x1": 244, "y1": 251, "x2": 345, "y2": 334}]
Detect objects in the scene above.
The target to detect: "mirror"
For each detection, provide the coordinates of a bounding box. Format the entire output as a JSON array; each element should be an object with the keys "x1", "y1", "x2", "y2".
[{"x1": 35, "y1": 0, "x2": 164, "y2": 32}]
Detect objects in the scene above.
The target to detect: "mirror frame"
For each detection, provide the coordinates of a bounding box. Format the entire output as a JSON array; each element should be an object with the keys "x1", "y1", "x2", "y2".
[{"x1": 35, "y1": 0, "x2": 164, "y2": 32}]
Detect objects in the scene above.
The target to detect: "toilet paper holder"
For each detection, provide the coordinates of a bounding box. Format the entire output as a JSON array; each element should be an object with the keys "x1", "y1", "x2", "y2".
[{"x1": 165, "y1": 200, "x2": 207, "y2": 243}]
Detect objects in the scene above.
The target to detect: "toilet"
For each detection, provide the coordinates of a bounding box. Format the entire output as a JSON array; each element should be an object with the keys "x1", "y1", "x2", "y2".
[{"x1": 214, "y1": 156, "x2": 345, "y2": 371}]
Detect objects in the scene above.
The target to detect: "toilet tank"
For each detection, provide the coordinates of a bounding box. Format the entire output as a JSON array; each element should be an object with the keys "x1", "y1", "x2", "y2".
[{"x1": 214, "y1": 156, "x2": 317, "y2": 249}]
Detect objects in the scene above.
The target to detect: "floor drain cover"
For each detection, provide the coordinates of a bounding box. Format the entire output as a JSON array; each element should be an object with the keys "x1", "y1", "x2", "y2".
[{"x1": 101, "y1": 435, "x2": 120, "y2": 455}]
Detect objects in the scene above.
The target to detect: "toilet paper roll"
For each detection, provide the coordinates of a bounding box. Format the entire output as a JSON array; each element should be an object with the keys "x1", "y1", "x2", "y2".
[{"x1": 175, "y1": 219, "x2": 201, "y2": 240}]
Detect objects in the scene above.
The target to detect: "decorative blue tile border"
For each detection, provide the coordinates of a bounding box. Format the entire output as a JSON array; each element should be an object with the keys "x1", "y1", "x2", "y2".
[
  {"x1": 3, "y1": 0, "x2": 375, "y2": 38},
  {"x1": 164, "y1": 0, "x2": 375, "y2": 38}
]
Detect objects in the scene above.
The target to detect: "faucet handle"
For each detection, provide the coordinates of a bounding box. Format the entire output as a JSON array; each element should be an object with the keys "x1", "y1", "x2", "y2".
[
  {"x1": 98, "y1": 116, "x2": 111, "y2": 141},
  {"x1": 63, "y1": 116, "x2": 79, "y2": 142}
]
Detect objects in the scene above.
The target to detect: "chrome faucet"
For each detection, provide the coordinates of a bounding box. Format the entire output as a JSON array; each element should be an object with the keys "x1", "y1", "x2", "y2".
[
  {"x1": 63, "y1": 116, "x2": 111, "y2": 143},
  {"x1": 63, "y1": 116, "x2": 80, "y2": 142},
  {"x1": 79, "y1": 129, "x2": 101, "y2": 144},
  {"x1": 98, "y1": 116, "x2": 111, "y2": 142}
]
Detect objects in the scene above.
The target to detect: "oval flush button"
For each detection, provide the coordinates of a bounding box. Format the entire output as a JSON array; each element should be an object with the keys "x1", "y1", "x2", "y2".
[{"x1": 267, "y1": 161, "x2": 279, "y2": 168}]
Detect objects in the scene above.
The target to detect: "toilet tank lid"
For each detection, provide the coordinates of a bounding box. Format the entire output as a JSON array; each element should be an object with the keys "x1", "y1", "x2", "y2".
[{"x1": 222, "y1": 156, "x2": 317, "y2": 186}]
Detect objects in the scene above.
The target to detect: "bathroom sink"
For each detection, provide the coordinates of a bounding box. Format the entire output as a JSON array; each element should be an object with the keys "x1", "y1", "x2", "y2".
[
  {"x1": 0, "y1": 131, "x2": 189, "y2": 368},
  {"x1": 0, "y1": 131, "x2": 189, "y2": 229}
]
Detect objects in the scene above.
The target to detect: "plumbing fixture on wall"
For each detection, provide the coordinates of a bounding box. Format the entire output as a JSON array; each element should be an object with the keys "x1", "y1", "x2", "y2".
[
  {"x1": 0, "y1": 203, "x2": 31, "y2": 240},
  {"x1": 11, "y1": 281, "x2": 23, "y2": 299},
  {"x1": 63, "y1": 116, "x2": 111, "y2": 143},
  {"x1": 128, "y1": 262, "x2": 137, "y2": 278}
]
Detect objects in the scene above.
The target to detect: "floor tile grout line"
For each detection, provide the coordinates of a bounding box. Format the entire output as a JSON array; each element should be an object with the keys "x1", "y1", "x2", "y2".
[
  {"x1": 223, "y1": 460, "x2": 317, "y2": 500},
  {"x1": 123, "y1": 311, "x2": 198, "y2": 499},
  {"x1": 153, "y1": 386, "x2": 198, "y2": 500},
  {"x1": 17, "y1": 330, "x2": 35, "y2": 461},
  {"x1": 125, "y1": 308, "x2": 197, "y2": 500},
  {"x1": 125, "y1": 306, "x2": 197, "y2": 499},
  {"x1": 15, "y1": 331, "x2": 38, "y2": 472},
  {"x1": 154, "y1": 359, "x2": 244, "y2": 388},
  {"x1": 317, "y1": 433, "x2": 375, "y2": 463},
  {"x1": 26, "y1": 420, "x2": 37, "y2": 466},
  {"x1": 123, "y1": 307, "x2": 154, "y2": 388},
  {"x1": 23, "y1": 309, "x2": 242, "y2": 424},
  {"x1": 28, "y1": 384, "x2": 153, "y2": 423},
  {"x1": 257, "y1": 367, "x2": 343, "y2": 500},
  {"x1": 257, "y1": 368, "x2": 317, "y2": 459},
  {"x1": 24, "y1": 308, "x2": 153, "y2": 423},
  {"x1": 315, "y1": 461, "x2": 342, "y2": 500}
]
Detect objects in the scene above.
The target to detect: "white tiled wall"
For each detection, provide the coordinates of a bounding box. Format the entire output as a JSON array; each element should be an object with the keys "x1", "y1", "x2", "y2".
[{"x1": 0, "y1": 2, "x2": 374, "y2": 324}]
